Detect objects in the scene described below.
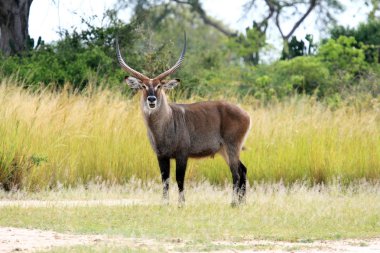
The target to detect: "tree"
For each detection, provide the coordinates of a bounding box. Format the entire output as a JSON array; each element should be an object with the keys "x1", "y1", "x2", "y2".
[
  {"x1": 171, "y1": 0, "x2": 237, "y2": 37},
  {"x1": 227, "y1": 23, "x2": 266, "y2": 65},
  {"x1": 129, "y1": 0, "x2": 261, "y2": 64},
  {"x1": 170, "y1": 0, "x2": 266, "y2": 64},
  {"x1": 169, "y1": 0, "x2": 343, "y2": 62},
  {"x1": 117, "y1": 0, "x2": 343, "y2": 63},
  {"x1": 0, "y1": 0, "x2": 33, "y2": 56},
  {"x1": 367, "y1": 0, "x2": 380, "y2": 21},
  {"x1": 117, "y1": 0, "x2": 237, "y2": 36},
  {"x1": 330, "y1": 19, "x2": 380, "y2": 63},
  {"x1": 242, "y1": 0, "x2": 344, "y2": 58}
]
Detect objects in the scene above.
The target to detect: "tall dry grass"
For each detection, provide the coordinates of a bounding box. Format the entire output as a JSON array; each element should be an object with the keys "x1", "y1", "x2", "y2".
[{"x1": 0, "y1": 80, "x2": 379, "y2": 190}]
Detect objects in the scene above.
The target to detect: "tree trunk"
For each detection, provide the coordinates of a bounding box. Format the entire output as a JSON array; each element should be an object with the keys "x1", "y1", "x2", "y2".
[
  {"x1": 281, "y1": 39, "x2": 289, "y2": 59},
  {"x1": 0, "y1": 0, "x2": 33, "y2": 56}
]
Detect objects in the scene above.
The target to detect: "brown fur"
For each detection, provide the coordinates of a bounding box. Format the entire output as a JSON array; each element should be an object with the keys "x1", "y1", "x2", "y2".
[
  {"x1": 123, "y1": 74, "x2": 250, "y2": 206},
  {"x1": 137, "y1": 85, "x2": 251, "y2": 205},
  {"x1": 140, "y1": 90, "x2": 250, "y2": 160}
]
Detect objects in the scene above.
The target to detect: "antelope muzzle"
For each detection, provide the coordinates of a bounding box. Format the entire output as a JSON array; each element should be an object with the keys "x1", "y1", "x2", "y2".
[{"x1": 147, "y1": 95, "x2": 157, "y2": 109}]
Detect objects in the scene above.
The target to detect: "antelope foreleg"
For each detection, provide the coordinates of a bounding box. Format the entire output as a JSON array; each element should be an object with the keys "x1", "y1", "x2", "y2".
[
  {"x1": 158, "y1": 156, "x2": 170, "y2": 204},
  {"x1": 176, "y1": 156, "x2": 188, "y2": 207}
]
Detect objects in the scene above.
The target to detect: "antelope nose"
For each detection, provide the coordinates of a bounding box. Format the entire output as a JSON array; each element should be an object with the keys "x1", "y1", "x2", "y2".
[{"x1": 147, "y1": 96, "x2": 157, "y2": 103}]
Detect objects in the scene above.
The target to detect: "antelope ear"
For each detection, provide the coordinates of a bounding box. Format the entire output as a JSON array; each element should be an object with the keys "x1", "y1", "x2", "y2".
[
  {"x1": 162, "y1": 79, "x2": 180, "y2": 90},
  {"x1": 125, "y1": 76, "x2": 143, "y2": 89}
]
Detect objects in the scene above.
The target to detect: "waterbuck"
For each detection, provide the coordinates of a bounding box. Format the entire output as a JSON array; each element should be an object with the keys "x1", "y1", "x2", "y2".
[{"x1": 116, "y1": 34, "x2": 251, "y2": 206}]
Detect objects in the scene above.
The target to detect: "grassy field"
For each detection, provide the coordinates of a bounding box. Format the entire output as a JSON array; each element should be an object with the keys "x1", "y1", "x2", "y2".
[
  {"x1": 0, "y1": 80, "x2": 380, "y2": 190},
  {"x1": 0, "y1": 81, "x2": 379, "y2": 252},
  {"x1": 0, "y1": 183, "x2": 379, "y2": 252}
]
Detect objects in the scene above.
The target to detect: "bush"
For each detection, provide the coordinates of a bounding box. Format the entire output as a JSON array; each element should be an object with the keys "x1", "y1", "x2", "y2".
[
  {"x1": 318, "y1": 36, "x2": 367, "y2": 76},
  {"x1": 330, "y1": 20, "x2": 380, "y2": 63},
  {"x1": 0, "y1": 15, "x2": 139, "y2": 90},
  {"x1": 0, "y1": 5, "x2": 379, "y2": 104},
  {"x1": 273, "y1": 56, "x2": 330, "y2": 96},
  {"x1": 238, "y1": 57, "x2": 329, "y2": 99}
]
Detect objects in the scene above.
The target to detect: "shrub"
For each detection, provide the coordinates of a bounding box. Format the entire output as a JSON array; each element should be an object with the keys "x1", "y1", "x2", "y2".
[
  {"x1": 0, "y1": 15, "x2": 139, "y2": 90},
  {"x1": 318, "y1": 36, "x2": 367, "y2": 76},
  {"x1": 273, "y1": 56, "x2": 330, "y2": 96},
  {"x1": 330, "y1": 20, "x2": 380, "y2": 63},
  {"x1": 234, "y1": 56, "x2": 331, "y2": 100}
]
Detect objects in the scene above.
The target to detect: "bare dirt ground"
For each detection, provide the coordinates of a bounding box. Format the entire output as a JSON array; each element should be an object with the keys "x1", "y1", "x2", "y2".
[
  {"x1": 1, "y1": 226, "x2": 380, "y2": 253},
  {"x1": 0, "y1": 227, "x2": 101, "y2": 252}
]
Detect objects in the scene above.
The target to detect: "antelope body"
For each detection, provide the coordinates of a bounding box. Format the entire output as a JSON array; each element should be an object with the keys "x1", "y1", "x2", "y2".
[{"x1": 116, "y1": 34, "x2": 250, "y2": 206}]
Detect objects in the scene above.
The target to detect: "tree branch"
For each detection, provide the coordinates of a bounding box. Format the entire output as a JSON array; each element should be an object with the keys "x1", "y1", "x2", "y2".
[
  {"x1": 264, "y1": 0, "x2": 317, "y2": 40},
  {"x1": 274, "y1": 7, "x2": 285, "y2": 38},
  {"x1": 172, "y1": 0, "x2": 238, "y2": 37},
  {"x1": 283, "y1": 0, "x2": 317, "y2": 39},
  {"x1": 258, "y1": 2, "x2": 275, "y2": 33}
]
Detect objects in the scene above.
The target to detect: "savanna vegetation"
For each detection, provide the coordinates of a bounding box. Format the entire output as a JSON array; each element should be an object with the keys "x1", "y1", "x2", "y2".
[
  {"x1": 0, "y1": 0, "x2": 379, "y2": 190},
  {"x1": 0, "y1": 82, "x2": 380, "y2": 191},
  {"x1": 0, "y1": 1, "x2": 379, "y2": 251}
]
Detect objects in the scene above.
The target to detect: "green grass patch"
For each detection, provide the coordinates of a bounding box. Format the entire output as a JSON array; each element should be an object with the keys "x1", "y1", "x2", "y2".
[
  {"x1": 1, "y1": 184, "x2": 379, "y2": 243},
  {"x1": 40, "y1": 243, "x2": 257, "y2": 253}
]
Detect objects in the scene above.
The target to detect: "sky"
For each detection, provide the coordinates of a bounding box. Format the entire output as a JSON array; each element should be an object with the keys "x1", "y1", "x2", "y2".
[{"x1": 29, "y1": 0, "x2": 371, "y2": 58}]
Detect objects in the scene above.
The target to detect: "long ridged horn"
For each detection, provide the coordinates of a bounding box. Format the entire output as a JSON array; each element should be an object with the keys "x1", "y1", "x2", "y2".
[
  {"x1": 154, "y1": 32, "x2": 187, "y2": 81},
  {"x1": 116, "y1": 39, "x2": 149, "y2": 81}
]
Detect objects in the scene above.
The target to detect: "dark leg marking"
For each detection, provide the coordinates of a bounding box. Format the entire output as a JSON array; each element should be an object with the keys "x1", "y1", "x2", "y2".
[
  {"x1": 176, "y1": 156, "x2": 188, "y2": 206},
  {"x1": 238, "y1": 161, "x2": 247, "y2": 203},
  {"x1": 229, "y1": 162, "x2": 241, "y2": 207},
  {"x1": 157, "y1": 156, "x2": 170, "y2": 202}
]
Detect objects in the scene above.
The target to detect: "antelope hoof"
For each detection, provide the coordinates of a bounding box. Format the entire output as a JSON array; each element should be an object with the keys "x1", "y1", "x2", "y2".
[
  {"x1": 231, "y1": 192, "x2": 240, "y2": 207},
  {"x1": 238, "y1": 197, "x2": 246, "y2": 205},
  {"x1": 178, "y1": 200, "x2": 185, "y2": 208},
  {"x1": 238, "y1": 194, "x2": 246, "y2": 205},
  {"x1": 230, "y1": 200, "x2": 239, "y2": 208},
  {"x1": 162, "y1": 195, "x2": 169, "y2": 206},
  {"x1": 178, "y1": 192, "x2": 185, "y2": 208}
]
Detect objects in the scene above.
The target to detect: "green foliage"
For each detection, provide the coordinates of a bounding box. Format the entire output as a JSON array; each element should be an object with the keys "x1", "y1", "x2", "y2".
[
  {"x1": 0, "y1": 2, "x2": 379, "y2": 103},
  {"x1": 318, "y1": 36, "x2": 367, "y2": 75},
  {"x1": 330, "y1": 20, "x2": 380, "y2": 63},
  {"x1": 274, "y1": 57, "x2": 330, "y2": 95},
  {"x1": 227, "y1": 23, "x2": 266, "y2": 65},
  {"x1": 128, "y1": 4, "x2": 234, "y2": 97},
  {"x1": 0, "y1": 13, "x2": 138, "y2": 90},
  {"x1": 331, "y1": 20, "x2": 380, "y2": 46},
  {"x1": 283, "y1": 36, "x2": 306, "y2": 59},
  {"x1": 237, "y1": 65, "x2": 282, "y2": 100},
  {"x1": 281, "y1": 34, "x2": 316, "y2": 59},
  {"x1": 237, "y1": 57, "x2": 330, "y2": 99}
]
